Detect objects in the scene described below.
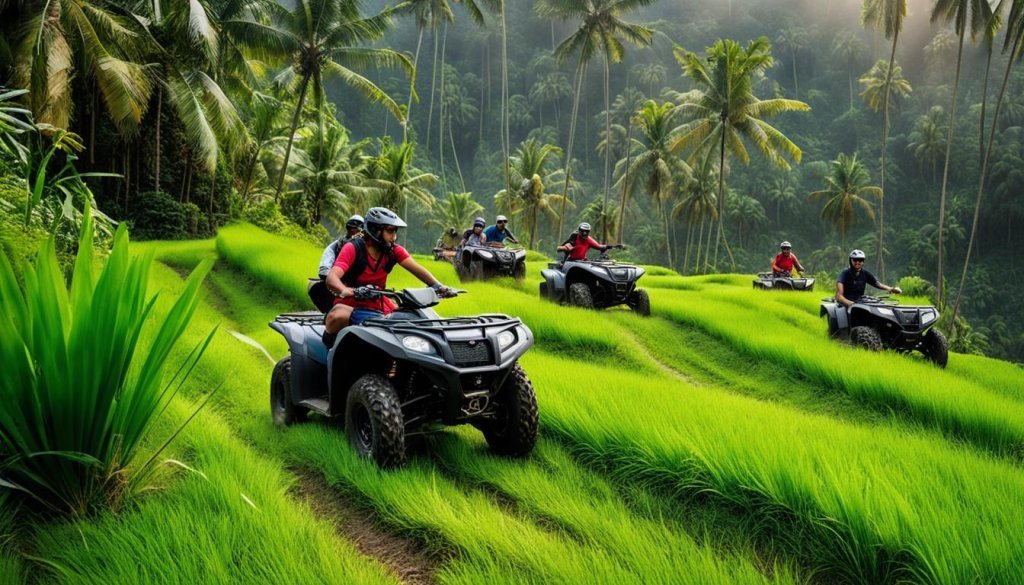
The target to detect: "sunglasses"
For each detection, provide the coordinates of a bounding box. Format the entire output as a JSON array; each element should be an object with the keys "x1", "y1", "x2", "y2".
[
  {"x1": 382, "y1": 226, "x2": 399, "y2": 234},
  {"x1": 497, "y1": 221, "x2": 507, "y2": 225},
  {"x1": 851, "y1": 258, "x2": 865, "y2": 262}
]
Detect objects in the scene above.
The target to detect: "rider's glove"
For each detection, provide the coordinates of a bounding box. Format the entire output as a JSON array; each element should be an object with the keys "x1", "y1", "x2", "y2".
[{"x1": 892, "y1": 287, "x2": 902, "y2": 294}]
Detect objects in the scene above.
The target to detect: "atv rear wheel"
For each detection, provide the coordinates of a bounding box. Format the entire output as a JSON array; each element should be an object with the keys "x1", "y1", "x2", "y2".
[
  {"x1": 850, "y1": 326, "x2": 882, "y2": 351},
  {"x1": 271, "y1": 356, "x2": 307, "y2": 426},
  {"x1": 345, "y1": 374, "x2": 406, "y2": 468},
  {"x1": 469, "y1": 259, "x2": 484, "y2": 281},
  {"x1": 629, "y1": 288, "x2": 651, "y2": 316},
  {"x1": 921, "y1": 328, "x2": 949, "y2": 368},
  {"x1": 568, "y1": 282, "x2": 593, "y2": 308},
  {"x1": 477, "y1": 363, "x2": 538, "y2": 457}
]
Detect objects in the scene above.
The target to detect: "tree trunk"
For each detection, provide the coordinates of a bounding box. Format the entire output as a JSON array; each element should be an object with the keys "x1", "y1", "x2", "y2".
[
  {"x1": 426, "y1": 30, "x2": 439, "y2": 150},
  {"x1": 663, "y1": 200, "x2": 672, "y2": 268},
  {"x1": 530, "y1": 202, "x2": 539, "y2": 250},
  {"x1": 617, "y1": 120, "x2": 635, "y2": 242},
  {"x1": 602, "y1": 56, "x2": 612, "y2": 242},
  {"x1": 438, "y1": 23, "x2": 448, "y2": 195},
  {"x1": 714, "y1": 124, "x2": 736, "y2": 270},
  {"x1": 275, "y1": 74, "x2": 311, "y2": 203},
  {"x1": 449, "y1": 104, "x2": 466, "y2": 192},
  {"x1": 878, "y1": 31, "x2": 900, "y2": 281},
  {"x1": 848, "y1": 67, "x2": 854, "y2": 111},
  {"x1": 500, "y1": 1, "x2": 511, "y2": 199},
  {"x1": 404, "y1": 28, "x2": 424, "y2": 143},
  {"x1": 556, "y1": 55, "x2": 586, "y2": 239},
  {"x1": 154, "y1": 86, "x2": 162, "y2": 193},
  {"x1": 979, "y1": 46, "x2": 993, "y2": 169},
  {"x1": 239, "y1": 142, "x2": 262, "y2": 205},
  {"x1": 951, "y1": 34, "x2": 1020, "y2": 327},
  {"x1": 935, "y1": 28, "x2": 963, "y2": 306},
  {"x1": 694, "y1": 216, "x2": 705, "y2": 274},
  {"x1": 791, "y1": 47, "x2": 799, "y2": 99}
]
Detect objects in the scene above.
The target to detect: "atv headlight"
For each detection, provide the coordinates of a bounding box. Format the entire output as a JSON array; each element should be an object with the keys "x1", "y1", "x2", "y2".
[
  {"x1": 877, "y1": 307, "x2": 895, "y2": 317},
  {"x1": 609, "y1": 268, "x2": 629, "y2": 279},
  {"x1": 402, "y1": 335, "x2": 435, "y2": 354},
  {"x1": 497, "y1": 329, "x2": 516, "y2": 349},
  {"x1": 921, "y1": 310, "x2": 936, "y2": 324},
  {"x1": 478, "y1": 250, "x2": 494, "y2": 259}
]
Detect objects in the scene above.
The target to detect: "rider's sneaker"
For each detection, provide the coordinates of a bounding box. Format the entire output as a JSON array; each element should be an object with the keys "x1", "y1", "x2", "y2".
[{"x1": 322, "y1": 330, "x2": 337, "y2": 348}]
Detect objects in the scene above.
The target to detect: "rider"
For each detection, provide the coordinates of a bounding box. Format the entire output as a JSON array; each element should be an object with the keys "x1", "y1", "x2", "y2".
[
  {"x1": 484, "y1": 215, "x2": 520, "y2": 245},
  {"x1": 318, "y1": 214, "x2": 364, "y2": 279},
  {"x1": 556, "y1": 222, "x2": 614, "y2": 261},
  {"x1": 322, "y1": 207, "x2": 451, "y2": 346},
  {"x1": 771, "y1": 241, "x2": 805, "y2": 277},
  {"x1": 461, "y1": 217, "x2": 488, "y2": 247},
  {"x1": 836, "y1": 249, "x2": 901, "y2": 308}
]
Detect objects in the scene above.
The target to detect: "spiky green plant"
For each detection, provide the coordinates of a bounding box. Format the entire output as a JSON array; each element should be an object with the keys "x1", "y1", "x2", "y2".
[{"x1": 0, "y1": 210, "x2": 214, "y2": 517}]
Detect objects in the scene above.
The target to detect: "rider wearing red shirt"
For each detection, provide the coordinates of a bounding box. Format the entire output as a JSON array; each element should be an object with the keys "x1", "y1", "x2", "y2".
[
  {"x1": 771, "y1": 241, "x2": 805, "y2": 277},
  {"x1": 322, "y1": 207, "x2": 451, "y2": 347},
  {"x1": 557, "y1": 222, "x2": 612, "y2": 260}
]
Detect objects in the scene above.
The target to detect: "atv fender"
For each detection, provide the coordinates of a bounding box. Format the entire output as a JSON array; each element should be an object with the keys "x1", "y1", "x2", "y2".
[
  {"x1": 540, "y1": 268, "x2": 566, "y2": 301},
  {"x1": 270, "y1": 319, "x2": 328, "y2": 407},
  {"x1": 820, "y1": 303, "x2": 849, "y2": 338}
]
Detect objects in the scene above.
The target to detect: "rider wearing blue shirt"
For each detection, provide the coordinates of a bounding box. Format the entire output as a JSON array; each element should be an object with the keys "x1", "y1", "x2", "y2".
[
  {"x1": 836, "y1": 249, "x2": 901, "y2": 308},
  {"x1": 483, "y1": 215, "x2": 519, "y2": 245}
]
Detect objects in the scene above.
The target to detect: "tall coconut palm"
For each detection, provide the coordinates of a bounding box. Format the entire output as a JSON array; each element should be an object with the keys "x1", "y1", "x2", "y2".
[
  {"x1": 614, "y1": 100, "x2": 688, "y2": 266},
  {"x1": 930, "y1": 0, "x2": 997, "y2": 305},
  {"x1": 766, "y1": 176, "x2": 798, "y2": 226},
  {"x1": 860, "y1": 0, "x2": 908, "y2": 279},
  {"x1": 498, "y1": 138, "x2": 567, "y2": 249},
  {"x1": 952, "y1": 0, "x2": 1024, "y2": 325},
  {"x1": 243, "y1": 0, "x2": 413, "y2": 202},
  {"x1": 536, "y1": 0, "x2": 656, "y2": 242},
  {"x1": 672, "y1": 37, "x2": 810, "y2": 270},
  {"x1": 238, "y1": 91, "x2": 289, "y2": 205},
  {"x1": 529, "y1": 72, "x2": 572, "y2": 130},
  {"x1": 858, "y1": 60, "x2": 912, "y2": 112},
  {"x1": 808, "y1": 152, "x2": 881, "y2": 253},
  {"x1": 775, "y1": 27, "x2": 809, "y2": 99},
  {"x1": 672, "y1": 154, "x2": 718, "y2": 274},
  {"x1": 907, "y1": 105, "x2": 946, "y2": 183},
  {"x1": 832, "y1": 31, "x2": 867, "y2": 110},
  {"x1": 290, "y1": 122, "x2": 370, "y2": 230},
  {"x1": 635, "y1": 62, "x2": 666, "y2": 97},
  {"x1": 12, "y1": 0, "x2": 151, "y2": 134}
]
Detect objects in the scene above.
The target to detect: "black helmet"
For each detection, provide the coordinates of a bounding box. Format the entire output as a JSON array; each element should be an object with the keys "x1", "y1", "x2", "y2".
[
  {"x1": 346, "y1": 214, "x2": 364, "y2": 230},
  {"x1": 363, "y1": 207, "x2": 407, "y2": 248},
  {"x1": 473, "y1": 217, "x2": 486, "y2": 228}
]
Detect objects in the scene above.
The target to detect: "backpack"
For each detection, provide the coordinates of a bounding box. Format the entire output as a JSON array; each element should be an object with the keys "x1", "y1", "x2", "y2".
[{"x1": 340, "y1": 237, "x2": 396, "y2": 287}]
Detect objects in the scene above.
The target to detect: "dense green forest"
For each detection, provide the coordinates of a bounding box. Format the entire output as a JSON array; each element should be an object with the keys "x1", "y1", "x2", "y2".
[{"x1": 2, "y1": 0, "x2": 1023, "y2": 361}]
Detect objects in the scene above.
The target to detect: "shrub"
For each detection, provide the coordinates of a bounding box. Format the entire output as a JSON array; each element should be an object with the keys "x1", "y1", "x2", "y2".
[
  {"x1": 128, "y1": 191, "x2": 188, "y2": 240},
  {"x1": 899, "y1": 275, "x2": 936, "y2": 300},
  {"x1": 0, "y1": 208, "x2": 214, "y2": 517}
]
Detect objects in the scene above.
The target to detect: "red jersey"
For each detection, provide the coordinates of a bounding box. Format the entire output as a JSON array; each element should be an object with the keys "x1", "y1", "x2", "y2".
[
  {"x1": 566, "y1": 234, "x2": 603, "y2": 260},
  {"x1": 773, "y1": 252, "x2": 799, "y2": 272},
  {"x1": 332, "y1": 242, "x2": 410, "y2": 313}
]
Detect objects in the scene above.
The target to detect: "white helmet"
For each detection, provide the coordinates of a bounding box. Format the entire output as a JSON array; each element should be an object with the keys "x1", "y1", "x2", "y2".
[
  {"x1": 780, "y1": 241, "x2": 792, "y2": 249},
  {"x1": 346, "y1": 214, "x2": 364, "y2": 230},
  {"x1": 578, "y1": 222, "x2": 591, "y2": 232},
  {"x1": 496, "y1": 215, "x2": 508, "y2": 223},
  {"x1": 849, "y1": 249, "x2": 866, "y2": 260}
]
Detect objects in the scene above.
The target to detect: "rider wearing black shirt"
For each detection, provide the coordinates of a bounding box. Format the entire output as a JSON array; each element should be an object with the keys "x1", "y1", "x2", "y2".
[{"x1": 836, "y1": 249, "x2": 901, "y2": 307}]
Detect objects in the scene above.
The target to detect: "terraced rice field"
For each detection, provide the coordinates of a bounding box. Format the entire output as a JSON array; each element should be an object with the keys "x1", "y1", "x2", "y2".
[{"x1": 5, "y1": 223, "x2": 1023, "y2": 584}]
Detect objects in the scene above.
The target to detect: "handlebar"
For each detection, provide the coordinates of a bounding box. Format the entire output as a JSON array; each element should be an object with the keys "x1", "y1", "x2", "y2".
[{"x1": 350, "y1": 285, "x2": 465, "y2": 302}]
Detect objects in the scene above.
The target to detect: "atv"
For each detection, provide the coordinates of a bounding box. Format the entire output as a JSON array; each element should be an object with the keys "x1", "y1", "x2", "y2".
[
  {"x1": 753, "y1": 271, "x2": 815, "y2": 291},
  {"x1": 454, "y1": 242, "x2": 527, "y2": 281},
  {"x1": 269, "y1": 286, "x2": 539, "y2": 467},
  {"x1": 539, "y1": 245, "x2": 650, "y2": 316},
  {"x1": 432, "y1": 236, "x2": 457, "y2": 263},
  {"x1": 820, "y1": 295, "x2": 948, "y2": 367}
]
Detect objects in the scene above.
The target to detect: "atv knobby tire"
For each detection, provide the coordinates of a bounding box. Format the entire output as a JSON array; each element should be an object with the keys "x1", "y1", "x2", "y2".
[
  {"x1": 629, "y1": 288, "x2": 651, "y2": 316},
  {"x1": 469, "y1": 259, "x2": 484, "y2": 281},
  {"x1": 477, "y1": 363, "x2": 538, "y2": 457},
  {"x1": 345, "y1": 374, "x2": 406, "y2": 468},
  {"x1": 513, "y1": 261, "x2": 526, "y2": 280},
  {"x1": 850, "y1": 326, "x2": 882, "y2": 351},
  {"x1": 568, "y1": 282, "x2": 593, "y2": 308},
  {"x1": 921, "y1": 328, "x2": 949, "y2": 368},
  {"x1": 271, "y1": 356, "x2": 307, "y2": 426}
]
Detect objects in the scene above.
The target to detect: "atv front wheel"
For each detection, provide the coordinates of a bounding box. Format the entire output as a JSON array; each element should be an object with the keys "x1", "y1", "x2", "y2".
[
  {"x1": 477, "y1": 363, "x2": 538, "y2": 457},
  {"x1": 345, "y1": 374, "x2": 406, "y2": 468},
  {"x1": 271, "y1": 356, "x2": 307, "y2": 426},
  {"x1": 513, "y1": 261, "x2": 526, "y2": 280},
  {"x1": 629, "y1": 288, "x2": 651, "y2": 316},
  {"x1": 568, "y1": 282, "x2": 593, "y2": 308},
  {"x1": 850, "y1": 326, "x2": 882, "y2": 351},
  {"x1": 469, "y1": 260, "x2": 484, "y2": 281},
  {"x1": 921, "y1": 328, "x2": 949, "y2": 368}
]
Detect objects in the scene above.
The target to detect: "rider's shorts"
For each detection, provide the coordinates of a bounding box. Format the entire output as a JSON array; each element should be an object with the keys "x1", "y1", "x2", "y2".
[{"x1": 350, "y1": 308, "x2": 386, "y2": 325}]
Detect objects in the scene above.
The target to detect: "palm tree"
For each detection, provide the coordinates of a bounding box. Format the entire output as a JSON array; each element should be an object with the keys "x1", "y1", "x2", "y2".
[
  {"x1": 536, "y1": 0, "x2": 656, "y2": 242},
  {"x1": 832, "y1": 31, "x2": 867, "y2": 111},
  {"x1": 12, "y1": 0, "x2": 151, "y2": 134},
  {"x1": 860, "y1": 0, "x2": 908, "y2": 279},
  {"x1": 952, "y1": 0, "x2": 1024, "y2": 325},
  {"x1": 766, "y1": 176, "x2": 798, "y2": 226},
  {"x1": 290, "y1": 122, "x2": 370, "y2": 230},
  {"x1": 635, "y1": 62, "x2": 666, "y2": 97},
  {"x1": 906, "y1": 106, "x2": 946, "y2": 183},
  {"x1": 930, "y1": 0, "x2": 997, "y2": 305},
  {"x1": 672, "y1": 37, "x2": 810, "y2": 270},
  {"x1": 238, "y1": 92, "x2": 289, "y2": 205},
  {"x1": 245, "y1": 0, "x2": 413, "y2": 202},
  {"x1": 808, "y1": 152, "x2": 881, "y2": 253},
  {"x1": 529, "y1": 72, "x2": 572, "y2": 130},
  {"x1": 363, "y1": 139, "x2": 438, "y2": 215},
  {"x1": 858, "y1": 60, "x2": 912, "y2": 112},
  {"x1": 614, "y1": 100, "x2": 688, "y2": 266},
  {"x1": 425, "y1": 191, "x2": 484, "y2": 233},
  {"x1": 498, "y1": 138, "x2": 567, "y2": 249},
  {"x1": 727, "y1": 193, "x2": 768, "y2": 248},
  {"x1": 775, "y1": 27, "x2": 809, "y2": 99},
  {"x1": 673, "y1": 154, "x2": 718, "y2": 273}
]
